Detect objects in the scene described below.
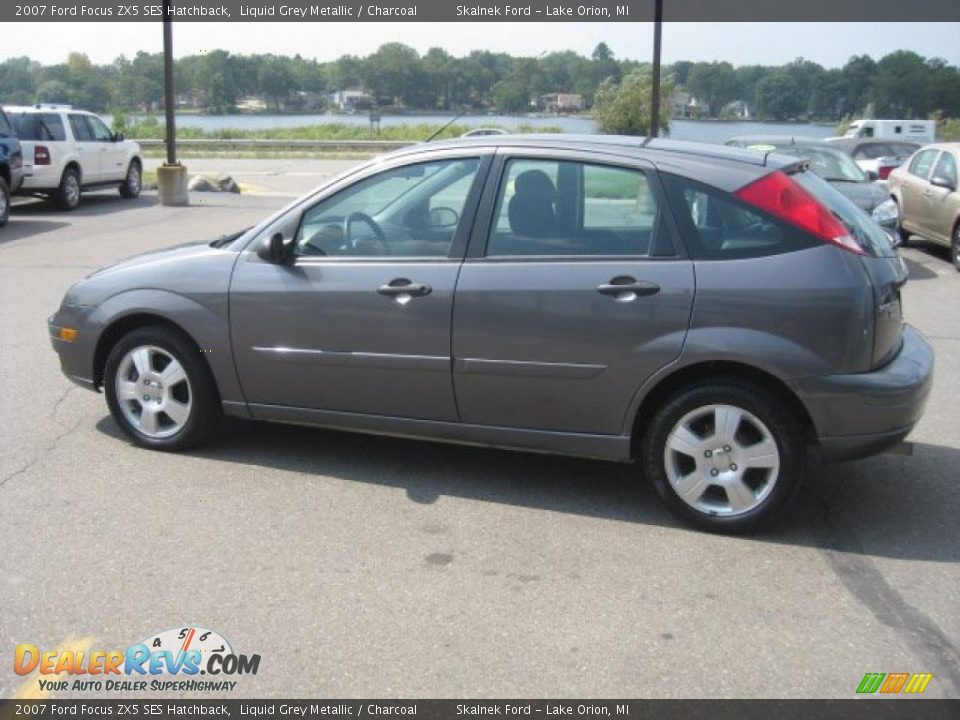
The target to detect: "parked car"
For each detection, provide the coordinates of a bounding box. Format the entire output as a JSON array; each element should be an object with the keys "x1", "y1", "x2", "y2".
[
  {"x1": 726, "y1": 136, "x2": 900, "y2": 243},
  {"x1": 3, "y1": 105, "x2": 142, "y2": 210},
  {"x1": 48, "y1": 136, "x2": 932, "y2": 532},
  {"x1": 0, "y1": 106, "x2": 25, "y2": 226},
  {"x1": 461, "y1": 128, "x2": 509, "y2": 138},
  {"x1": 841, "y1": 119, "x2": 935, "y2": 144},
  {"x1": 887, "y1": 143, "x2": 960, "y2": 269},
  {"x1": 825, "y1": 138, "x2": 920, "y2": 181}
]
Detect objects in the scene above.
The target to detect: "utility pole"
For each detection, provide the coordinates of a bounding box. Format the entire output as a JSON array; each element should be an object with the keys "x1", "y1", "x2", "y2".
[
  {"x1": 157, "y1": 0, "x2": 190, "y2": 205},
  {"x1": 650, "y1": 0, "x2": 663, "y2": 137}
]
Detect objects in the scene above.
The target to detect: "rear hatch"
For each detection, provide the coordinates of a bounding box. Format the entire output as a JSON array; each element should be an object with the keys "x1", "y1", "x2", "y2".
[{"x1": 793, "y1": 170, "x2": 907, "y2": 367}]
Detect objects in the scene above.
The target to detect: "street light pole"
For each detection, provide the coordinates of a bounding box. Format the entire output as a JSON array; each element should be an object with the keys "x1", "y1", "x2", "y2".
[
  {"x1": 157, "y1": 0, "x2": 189, "y2": 205},
  {"x1": 162, "y1": 0, "x2": 177, "y2": 165},
  {"x1": 650, "y1": 0, "x2": 663, "y2": 137}
]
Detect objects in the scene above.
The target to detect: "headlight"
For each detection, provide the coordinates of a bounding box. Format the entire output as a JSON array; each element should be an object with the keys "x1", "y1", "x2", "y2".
[{"x1": 872, "y1": 198, "x2": 899, "y2": 224}]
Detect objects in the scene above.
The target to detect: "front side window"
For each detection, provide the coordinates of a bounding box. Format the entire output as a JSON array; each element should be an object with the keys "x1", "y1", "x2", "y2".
[
  {"x1": 68, "y1": 114, "x2": 93, "y2": 142},
  {"x1": 932, "y1": 152, "x2": 957, "y2": 187},
  {"x1": 486, "y1": 158, "x2": 658, "y2": 257},
  {"x1": 909, "y1": 149, "x2": 939, "y2": 179},
  {"x1": 295, "y1": 157, "x2": 481, "y2": 259},
  {"x1": 85, "y1": 116, "x2": 114, "y2": 142}
]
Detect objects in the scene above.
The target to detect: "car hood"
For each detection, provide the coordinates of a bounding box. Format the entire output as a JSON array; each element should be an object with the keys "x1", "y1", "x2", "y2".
[
  {"x1": 829, "y1": 180, "x2": 889, "y2": 212},
  {"x1": 85, "y1": 241, "x2": 216, "y2": 279}
]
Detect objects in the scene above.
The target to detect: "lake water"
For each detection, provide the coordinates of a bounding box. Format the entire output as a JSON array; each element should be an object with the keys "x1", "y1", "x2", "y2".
[{"x1": 149, "y1": 113, "x2": 838, "y2": 144}]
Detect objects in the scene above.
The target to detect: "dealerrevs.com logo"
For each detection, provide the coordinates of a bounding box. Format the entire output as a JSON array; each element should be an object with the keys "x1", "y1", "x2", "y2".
[{"x1": 14, "y1": 626, "x2": 260, "y2": 693}]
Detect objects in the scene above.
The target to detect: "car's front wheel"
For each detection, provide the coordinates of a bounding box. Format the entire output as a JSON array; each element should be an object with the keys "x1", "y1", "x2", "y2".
[
  {"x1": 104, "y1": 326, "x2": 219, "y2": 451},
  {"x1": 119, "y1": 160, "x2": 141, "y2": 199},
  {"x1": 0, "y1": 176, "x2": 10, "y2": 226},
  {"x1": 642, "y1": 381, "x2": 803, "y2": 533}
]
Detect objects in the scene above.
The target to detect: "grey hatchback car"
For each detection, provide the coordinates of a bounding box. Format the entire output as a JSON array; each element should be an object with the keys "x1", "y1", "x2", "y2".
[{"x1": 49, "y1": 136, "x2": 933, "y2": 532}]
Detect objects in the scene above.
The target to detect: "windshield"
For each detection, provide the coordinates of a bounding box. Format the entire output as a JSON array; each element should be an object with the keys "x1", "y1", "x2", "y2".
[
  {"x1": 778, "y1": 146, "x2": 867, "y2": 183},
  {"x1": 792, "y1": 170, "x2": 895, "y2": 258}
]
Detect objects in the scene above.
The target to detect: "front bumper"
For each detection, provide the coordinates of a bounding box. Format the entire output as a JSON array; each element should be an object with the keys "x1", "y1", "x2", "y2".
[
  {"x1": 48, "y1": 304, "x2": 100, "y2": 391},
  {"x1": 793, "y1": 325, "x2": 934, "y2": 463}
]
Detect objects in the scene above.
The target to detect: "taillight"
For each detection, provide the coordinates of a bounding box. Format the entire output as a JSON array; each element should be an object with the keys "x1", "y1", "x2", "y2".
[
  {"x1": 878, "y1": 166, "x2": 893, "y2": 180},
  {"x1": 34, "y1": 145, "x2": 51, "y2": 165},
  {"x1": 734, "y1": 171, "x2": 865, "y2": 256}
]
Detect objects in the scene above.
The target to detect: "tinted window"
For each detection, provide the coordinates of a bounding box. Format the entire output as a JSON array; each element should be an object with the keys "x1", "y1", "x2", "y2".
[
  {"x1": 86, "y1": 115, "x2": 113, "y2": 142},
  {"x1": 39, "y1": 113, "x2": 66, "y2": 141},
  {"x1": 890, "y1": 143, "x2": 920, "y2": 157},
  {"x1": 68, "y1": 115, "x2": 93, "y2": 141},
  {"x1": 932, "y1": 152, "x2": 957, "y2": 187},
  {"x1": 853, "y1": 143, "x2": 892, "y2": 160},
  {"x1": 909, "y1": 149, "x2": 939, "y2": 179},
  {"x1": 661, "y1": 173, "x2": 817, "y2": 260},
  {"x1": 0, "y1": 111, "x2": 12, "y2": 137},
  {"x1": 295, "y1": 157, "x2": 481, "y2": 258},
  {"x1": 793, "y1": 171, "x2": 895, "y2": 258},
  {"x1": 486, "y1": 159, "x2": 659, "y2": 257}
]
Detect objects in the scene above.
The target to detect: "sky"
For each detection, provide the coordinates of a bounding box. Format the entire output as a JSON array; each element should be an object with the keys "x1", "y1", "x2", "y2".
[{"x1": 3, "y1": 22, "x2": 959, "y2": 67}]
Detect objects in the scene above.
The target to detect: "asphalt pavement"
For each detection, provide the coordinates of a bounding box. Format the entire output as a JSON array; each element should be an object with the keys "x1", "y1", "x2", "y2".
[{"x1": 1, "y1": 160, "x2": 958, "y2": 700}]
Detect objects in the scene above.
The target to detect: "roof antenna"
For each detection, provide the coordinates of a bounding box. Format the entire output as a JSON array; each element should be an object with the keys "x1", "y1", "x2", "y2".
[{"x1": 424, "y1": 109, "x2": 466, "y2": 143}]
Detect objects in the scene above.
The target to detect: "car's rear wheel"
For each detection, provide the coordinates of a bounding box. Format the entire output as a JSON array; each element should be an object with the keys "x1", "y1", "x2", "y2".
[
  {"x1": 55, "y1": 168, "x2": 81, "y2": 210},
  {"x1": 0, "y1": 176, "x2": 10, "y2": 226},
  {"x1": 104, "y1": 326, "x2": 220, "y2": 451},
  {"x1": 119, "y1": 160, "x2": 141, "y2": 199},
  {"x1": 642, "y1": 381, "x2": 803, "y2": 533}
]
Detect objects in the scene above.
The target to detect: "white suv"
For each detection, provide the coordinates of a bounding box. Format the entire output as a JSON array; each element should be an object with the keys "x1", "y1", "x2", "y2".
[{"x1": 4, "y1": 105, "x2": 142, "y2": 210}]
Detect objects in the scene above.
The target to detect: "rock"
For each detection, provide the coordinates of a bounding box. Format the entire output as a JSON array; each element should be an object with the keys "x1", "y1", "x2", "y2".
[
  {"x1": 188, "y1": 175, "x2": 215, "y2": 192},
  {"x1": 216, "y1": 175, "x2": 241, "y2": 194}
]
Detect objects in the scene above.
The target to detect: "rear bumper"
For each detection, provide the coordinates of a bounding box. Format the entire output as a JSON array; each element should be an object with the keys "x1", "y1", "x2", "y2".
[{"x1": 794, "y1": 325, "x2": 934, "y2": 463}]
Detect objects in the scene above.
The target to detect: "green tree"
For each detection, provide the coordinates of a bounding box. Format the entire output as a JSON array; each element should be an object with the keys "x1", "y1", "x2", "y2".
[
  {"x1": 871, "y1": 51, "x2": 932, "y2": 118},
  {"x1": 593, "y1": 69, "x2": 671, "y2": 136},
  {"x1": 686, "y1": 62, "x2": 738, "y2": 116},
  {"x1": 755, "y1": 72, "x2": 803, "y2": 120}
]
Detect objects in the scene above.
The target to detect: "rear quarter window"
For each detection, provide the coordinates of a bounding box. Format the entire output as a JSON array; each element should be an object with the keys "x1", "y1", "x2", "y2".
[{"x1": 660, "y1": 173, "x2": 817, "y2": 260}]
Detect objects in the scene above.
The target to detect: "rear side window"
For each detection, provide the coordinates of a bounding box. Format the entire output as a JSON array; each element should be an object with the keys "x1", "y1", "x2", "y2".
[
  {"x1": 660, "y1": 173, "x2": 816, "y2": 260},
  {"x1": 68, "y1": 114, "x2": 93, "y2": 141},
  {"x1": 909, "y1": 149, "x2": 939, "y2": 179},
  {"x1": 486, "y1": 158, "x2": 662, "y2": 257}
]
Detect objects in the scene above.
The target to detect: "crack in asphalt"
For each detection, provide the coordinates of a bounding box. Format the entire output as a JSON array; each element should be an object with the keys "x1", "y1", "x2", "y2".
[
  {"x1": 0, "y1": 386, "x2": 84, "y2": 490},
  {"x1": 804, "y1": 484, "x2": 960, "y2": 697}
]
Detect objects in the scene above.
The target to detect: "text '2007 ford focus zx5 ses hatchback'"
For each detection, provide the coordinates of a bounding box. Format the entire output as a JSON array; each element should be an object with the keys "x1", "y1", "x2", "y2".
[{"x1": 49, "y1": 136, "x2": 933, "y2": 532}]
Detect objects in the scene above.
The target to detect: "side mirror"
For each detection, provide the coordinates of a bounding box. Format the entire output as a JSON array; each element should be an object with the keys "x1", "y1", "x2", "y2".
[
  {"x1": 257, "y1": 232, "x2": 292, "y2": 264},
  {"x1": 114, "y1": 132, "x2": 124, "y2": 142},
  {"x1": 865, "y1": 169, "x2": 879, "y2": 182},
  {"x1": 930, "y1": 175, "x2": 957, "y2": 192}
]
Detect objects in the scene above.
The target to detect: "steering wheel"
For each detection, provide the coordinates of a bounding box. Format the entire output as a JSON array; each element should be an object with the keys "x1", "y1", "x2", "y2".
[{"x1": 344, "y1": 211, "x2": 389, "y2": 255}]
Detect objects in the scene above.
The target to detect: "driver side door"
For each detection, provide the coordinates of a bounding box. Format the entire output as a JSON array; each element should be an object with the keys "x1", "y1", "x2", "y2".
[{"x1": 230, "y1": 152, "x2": 490, "y2": 422}]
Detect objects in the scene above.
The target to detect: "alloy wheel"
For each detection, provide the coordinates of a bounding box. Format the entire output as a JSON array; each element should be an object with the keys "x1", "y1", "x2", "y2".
[
  {"x1": 663, "y1": 404, "x2": 780, "y2": 516},
  {"x1": 114, "y1": 345, "x2": 192, "y2": 439}
]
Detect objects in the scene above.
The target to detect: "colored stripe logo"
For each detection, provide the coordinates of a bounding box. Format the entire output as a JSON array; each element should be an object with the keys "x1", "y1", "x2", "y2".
[{"x1": 857, "y1": 672, "x2": 932, "y2": 694}]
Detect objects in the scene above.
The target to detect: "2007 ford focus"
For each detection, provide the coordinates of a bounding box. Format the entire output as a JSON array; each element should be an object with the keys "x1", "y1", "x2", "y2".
[{"x1": 48, "y1": 136, "x2": 933, "y2": 532}]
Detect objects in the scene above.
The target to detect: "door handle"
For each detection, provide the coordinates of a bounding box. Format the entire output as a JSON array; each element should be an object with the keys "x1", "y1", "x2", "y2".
[
  {"x1": 597, "y1": 276, "x2": 660, "y2": 299},
  {"x1": 377, "y1": 279, "x2": 432, "y2": 298}
]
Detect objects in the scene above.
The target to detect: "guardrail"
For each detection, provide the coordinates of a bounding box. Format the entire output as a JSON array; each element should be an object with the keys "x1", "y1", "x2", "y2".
[{"x1": 135, "y1": 138, "x2": 417, "y2": 152}]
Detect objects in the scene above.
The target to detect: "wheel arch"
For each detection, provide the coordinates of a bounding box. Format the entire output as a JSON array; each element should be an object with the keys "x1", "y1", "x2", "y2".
[
  {"x1": 63, "y1": 160, "x2": 82, "y2": 183},
  {"x1": 93, "y1": 312, "x2": 220, "y2": 406},
  {"x1": 629, "y1": 360, "x2": 817, "y2": 460}
]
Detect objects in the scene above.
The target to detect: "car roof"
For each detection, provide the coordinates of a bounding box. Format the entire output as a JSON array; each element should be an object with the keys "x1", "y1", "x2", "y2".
[
  {"x1": 388, "y1": 133, "x2": 801, "y2": 170},
  {"x1": 726, "y1": 134, "x2": 836, "y2": 149},
  {"x1": 2, "y1": 105, "x2": 86, "y2": 114},
  {"x1": 826, "y1": 137, "x2": 921, "y2": 151}
]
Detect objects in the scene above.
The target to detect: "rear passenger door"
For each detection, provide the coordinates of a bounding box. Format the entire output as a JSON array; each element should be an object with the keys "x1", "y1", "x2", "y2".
[
  {"x1": 85, "y1": 115, "x2": 126, "y2": 182},
  {"x1": 67, "y1": 113, "x2": 100, "y2": 183},
  {"x1": 451, "y1": 150, "x2": 695, "y2": 436}
]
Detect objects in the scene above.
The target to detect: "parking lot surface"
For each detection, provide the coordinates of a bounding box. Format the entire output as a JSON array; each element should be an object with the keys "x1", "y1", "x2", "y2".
[{"x1": 1, "y1": 160, "x2": 958, "y2": 699}]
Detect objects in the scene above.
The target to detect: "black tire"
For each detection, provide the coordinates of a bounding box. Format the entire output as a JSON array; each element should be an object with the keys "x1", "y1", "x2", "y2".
[
  {"x1": 641, "y1": 381, "x2": 804, "y2": 534},
  {"x1": 104, "y1": 326, "x2": 220, "y2": 451},
  {"x1": 952, "y1": 223, "x2": 960, "y2": 272},
  {"x1": 119, "y1": 160, "x2": 141, "y2": 199},
  {"x1": 54, "y1": 167, "x2": 81, "y2": 210},
  {"x1": 0, "y1": 176, "x2": 9, "y2": 227}
]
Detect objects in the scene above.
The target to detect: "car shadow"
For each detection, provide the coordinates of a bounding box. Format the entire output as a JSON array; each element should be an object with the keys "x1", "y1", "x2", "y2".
[
  {"x1": 95, "y1": 414, "x2": 959, "y2": 563},
  {"x1": 0, "y1": 219, "x2": 70, "y2": 244},
  {"x1": 902, "y1": 256, "x2": 939, "y2": 280},
  {"x1": 904, "y1": 238, "x2": 954, "y2": 270},
  {"x1": 11, "y1": 192, "x2": 155, "y2": 217}
]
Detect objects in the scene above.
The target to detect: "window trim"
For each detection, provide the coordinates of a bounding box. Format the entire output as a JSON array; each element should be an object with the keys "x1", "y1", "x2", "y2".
[{"x1": 468, "y1": 149, "x2": 676, "y2": 263}]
